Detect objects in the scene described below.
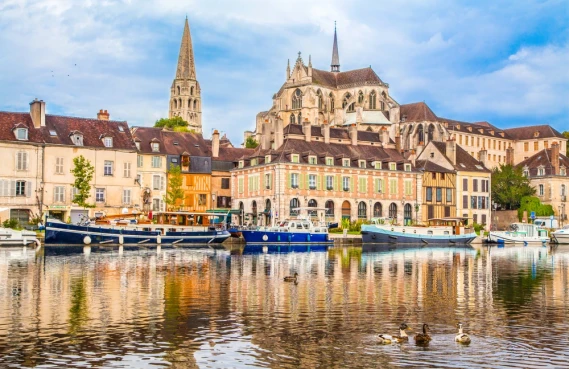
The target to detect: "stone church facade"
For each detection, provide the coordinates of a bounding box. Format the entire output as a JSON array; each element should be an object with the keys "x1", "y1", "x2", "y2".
[{"x1": 169, "y1": 17, "x2": 202, "y2": 134}]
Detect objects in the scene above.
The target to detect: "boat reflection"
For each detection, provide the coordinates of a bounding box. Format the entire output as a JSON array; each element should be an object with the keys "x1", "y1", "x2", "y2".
[{"x1": 242, "y1": 243, "x2": 329, "y2": 254}]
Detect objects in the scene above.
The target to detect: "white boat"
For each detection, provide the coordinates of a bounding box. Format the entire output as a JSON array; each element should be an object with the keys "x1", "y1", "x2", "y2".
[
  {"x1": 488, "y1": 223, "x2": 549, "y2": 245},
  {"x1": 552, "y1": 225, "x2": 569, "y2": 244},
  {"x1": 0, "y1": 227, "x2": 39, "y2": 246}
]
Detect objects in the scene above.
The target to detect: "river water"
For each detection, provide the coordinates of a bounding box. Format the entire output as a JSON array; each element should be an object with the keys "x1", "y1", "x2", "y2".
[{"x1": 1, "y1": 244, "x2": 568, "y2": 368}]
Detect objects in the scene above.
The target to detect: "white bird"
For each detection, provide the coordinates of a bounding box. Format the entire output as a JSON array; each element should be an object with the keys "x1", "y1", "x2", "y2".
[
  {"x1": 378, "y1": 323, "x2": 410, "y2": 344},
  {"x1": 455, "y1": 322, "x2": 471, "y2": 344}
]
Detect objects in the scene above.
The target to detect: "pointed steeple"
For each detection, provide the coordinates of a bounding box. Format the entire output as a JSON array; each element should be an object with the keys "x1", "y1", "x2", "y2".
[
  {"x1": 286, "y1": 59, "x2": 291, "y2": 79},
  {"x1": 331, "y1": 22, "x2": 340, "y2": 72},
  {"x1": 176, "y1": 17, "x2": 197, "y2": 80}
]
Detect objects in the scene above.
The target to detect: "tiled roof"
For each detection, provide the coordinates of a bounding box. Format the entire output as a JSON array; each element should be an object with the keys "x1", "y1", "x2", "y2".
[
  {"x1": 442, "y1": 118, "x2": 509, "y2": 139},
  {"x1": 283, "y1": 124, "x2": 383, "y2": 143},
  {"x1": 0, "y1": 111, "x2": 136, "y2": 150},
  {"x1": 131, "y1": 127, "x2": 209, "y2": 156},
  {"x1": 504, "y1": 125, "x2": 566, "y2": 140},
  {"x1": 400, "y1": 102, "x2": 438, "y2": 122},
  {"x1": 415, "y1": 159, "x2": 455, "y2": 174},
  {"x1": 431, "y1": 141, "x2": 490, "y2": 173},
  {"x1": 310, "y1": 67, "x2": 384, "y2": 89},
  {"x1": 216, "y1": 147, "x2": 255, "y2": 162},
  {"x1": 516, "y1": 148, "x2": 569, "y2": 177}
]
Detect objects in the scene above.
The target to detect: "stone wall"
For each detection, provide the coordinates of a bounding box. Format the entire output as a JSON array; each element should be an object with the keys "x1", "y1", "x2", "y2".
[{"x1": 493, "y1": 210, "x2": 519, "y2": 230}]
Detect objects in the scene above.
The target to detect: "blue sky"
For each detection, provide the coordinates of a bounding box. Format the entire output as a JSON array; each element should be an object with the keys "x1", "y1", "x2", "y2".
[{"x1": 0, "y1": 0, "x2": 567, "y2": 145}]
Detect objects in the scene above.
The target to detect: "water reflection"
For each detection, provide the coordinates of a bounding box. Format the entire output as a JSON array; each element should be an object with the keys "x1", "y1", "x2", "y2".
[{"x1": 0, "y1": 244, "x2": 568, "y2": 368}]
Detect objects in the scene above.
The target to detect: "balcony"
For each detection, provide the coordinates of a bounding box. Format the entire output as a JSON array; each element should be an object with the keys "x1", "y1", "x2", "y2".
[
  {"x1": 265, "y1": 186, "x2": 271, "y2": 190},
  {"x1": 309, "y1": 186, "x2": 317, "y2": 190},
  {"x1": 326, "y1": 186, "x2": 334, "y2": 191},
  {"x1": 291, "y1": 184, "x2": 299, "y2": 189},
  {"x1": 343, "y1": 187, "x2": 350, "y2": 192}
]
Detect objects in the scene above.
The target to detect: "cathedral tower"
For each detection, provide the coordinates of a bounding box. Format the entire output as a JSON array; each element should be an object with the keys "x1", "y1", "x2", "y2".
[
  {"x1": 169, "y1": 17, "x2": 202, "y2": 133},
  {"x1": 330, "y1": 22, "x2": 340, "y2": 72}
]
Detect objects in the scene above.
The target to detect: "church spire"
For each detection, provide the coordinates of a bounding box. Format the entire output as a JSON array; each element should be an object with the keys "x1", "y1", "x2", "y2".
[
  {"x1": 176, "y1": 17, "x2": 197, "y2": 80},
  {"x1": 331, "y1": 21, "x2": 340, "y2": 72}
]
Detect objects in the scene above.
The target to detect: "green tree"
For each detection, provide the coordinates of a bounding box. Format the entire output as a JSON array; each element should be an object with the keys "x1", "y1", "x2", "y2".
[
  {"x1": 154, "y1": 116, "x2": 189, "y2": 129},
  {"x1": 164, "y1": 165, "x2": 184, "y2": 210},
  {"x1": 245, "y1": 136, "x2": 259, "y2": 148},
  {"x1": 517, "y1": 196, "x2": 554, "y2": 221},
  {"x1": 71, "y1": 155, "x2": 95, "y2": 208},
  {"x1": 563, "y1": 131, "x2": 569, "y2": 153},
  {"x1": 491, "y1": 164, "x2": 535, "y2": 210}
]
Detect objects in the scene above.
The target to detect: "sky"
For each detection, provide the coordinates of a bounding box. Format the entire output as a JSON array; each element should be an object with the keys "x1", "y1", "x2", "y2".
[{"x1": 0, "y1": 0, "x2": 567, "y2": 145}]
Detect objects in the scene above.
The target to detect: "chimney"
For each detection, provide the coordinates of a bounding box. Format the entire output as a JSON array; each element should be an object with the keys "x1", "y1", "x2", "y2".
[
  {"x1": 274, "y1": 116, "x2": 284, "y2": 149},
  {"x1": 479, "y1": 149, "x2": 487, "y2": 168},
  {"x1": 212, "y1": 129, "x2": 220, "y2": 158},
  {"x1": 97, "y1": 109, "x2": 110, "y2": 120},
  {"x1": 409, "y1": 149, "x2": 416, "y2": 166},
  {"x1": 506, "y1": 146, "x2": 514, "y2": 166},
  {"x1": 261, "y1": 119, "x2": 272, "y2": 149},
  {"x1": 446, "y1": 138, "x2": 456, "y2": 165},
  {"x1": 302, "y1": 118, "x2": 311, "y2": 142},
  {"x1": 395, "y1": 136, "x2": 401, "y2": 152},
  {"x1": 29, "y1": 99, "x2": 46, "y2": 128},
  {"x1": 349, "y1": 124, "x2": 357, "y2": 146},
  {"x1": 552, "y1": 142, "x2": 560, "y2": 175},
  {"x1": 381, "y1": 127, "x2": 389, "y2": 146},
  {"x1": 323, "y1": 120, "x2": 330, "y2": 144}
]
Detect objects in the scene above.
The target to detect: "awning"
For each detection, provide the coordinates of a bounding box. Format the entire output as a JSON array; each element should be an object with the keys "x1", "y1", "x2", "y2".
[{"x1": 206, "y1": 209, "x2": 241, "y2": 215}]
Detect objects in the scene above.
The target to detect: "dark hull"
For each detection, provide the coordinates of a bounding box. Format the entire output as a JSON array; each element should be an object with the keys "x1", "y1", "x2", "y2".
[
  {"x1": 240, "y1": 230, "x2": 332, "y2": 244},
  {"x1": 45, "y1": 222, "x2": 230, "y2": 245},
  {"x1": 361, "y1": 230, "x2": 475, "y2": 245}
]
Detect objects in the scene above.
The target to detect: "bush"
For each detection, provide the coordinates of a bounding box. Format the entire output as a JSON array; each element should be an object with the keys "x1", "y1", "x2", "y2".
[
  {"x1": 329, "y1": 227, "x2": 343, "y2": 233},
  {"x1": 517, "y1": 196, "x2": 554, "y2": 221},
  {"x1": 341, "y1": 218, "x2": 351, "y2": 230},
  {"x1": 2, "y1": 218, "x2": 19, "y2": 229},
  {"x1": 473, "y1": 222, "x2": 486, "y2": 235}
]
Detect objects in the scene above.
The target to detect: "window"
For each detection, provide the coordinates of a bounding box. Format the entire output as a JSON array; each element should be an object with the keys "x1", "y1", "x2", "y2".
[
  {"x1": 374, "y1": 162, "x2": 382, "y2": 169},
  {"x1": 343, "y1": 159, "x2": 350, "y2": 167},
  {"x1": 534, "y1": 141, "x2": 539, "y2": 151},
  {"x1": 104, "y1": 161, "x2": 113, "y2": 176},
  {"x1": 152, "y1": 199, "x2": 163, "y2": 211},
  {"x1": 482, "y1": 214, "x2": 487, "y2": 224},
  {"x1": 71, "y1": 186, "x2": 79, "y2": 202},
  {"x1": 72, "y1": 134, "x2": 83, "y2": 146},
  {"x1": 473, "y1": 214, "x2": 478, "y2": 224},
  {"x1": 309, "y1": 174, "x2": 317, "y2": 190},
  {"x1": 264, "y1": 174, "x2": 271, "y2": 189},
  {"x1": 291, "y1": 173, "x2": 299, "y2": 188},
  {"x1": 404, "y1": 164, "x2": 411, "y2": 172},
  {"x1": 463, "y1": 195, "x2": 468, "y2": 209},
  {"x1": 326, "y1": 175, "x2": 334, "y2": 190},
  {"x1": 463, "y1": 178, "x2": 468, "y2": 191},
  {"x1": 290, "y1": 114, "x2": 295, "y2": 125},
  {"x1": 153, "y1": 175, "x2": 164, "y2": 190},
  {"x1": 55, "y1": 157, "x2": 64, "y2": 174},
  {"x1": 358, "y1": 201, "x2": 367, "y2": 219},
  {"x1": 221, "y1": 178, "x2": 230, "y2": 189},
  {"x1": 122, "y1": 189, "x2": 131, "y2": 204},
  {"x1": 440, "y1": 173, "x2": 445, "y2": 180},
  {"x1": 544, "y1": 141, "x2": 549, "y2": 149},
  {"x1": 250, "y1": 158, "x2": 257, "y2": 166},
  {"x1": 404, "y1": 180, "x2": 412, "y2": 196},
  {"x1": 137, "y1": 155, "x2": 143, "y2": 167},
  {"x1": 375, "y1": 178, "x2": 384, "y2": 193},
  {"x1": 373, "y1": 202, "x2": 382, "y2": 217},
  {"x1": 15, "y1": 128, "x2": 28, "y2": 140},
  {"x1": 292, "y1": 89, "x2": 302, "y2": 110},
  {"x1": 265, "y1": 155, "x2": 271, "y2": 164},
  {"x1": 358, "y1": 91, "x2": 364, "y2": 104},
  {"x1": 343, "y1": 176, "x2": 350, "y2": 191},
  {"x1": 290, "y1": 198, "x2": 300, "y2": 215},
  {"x1": 471, "y1": 196, "x2": 478, "y2": 209},
  {"x1": 309, "y1": 156, "x2": 317, "y2": 165},
  {"x1": 428, "y1": 205, "x2": 434, "y2": 219},
  {"x1": 444, "y1": 207, "x2": 451, "y2": 217},
  {"x1": 539, "y1": 184, "x2": 544, "y2": 196},
  {"x1": 49, "y1": 129, "x2": 57, "y2": 136},
  {"x1": 151, "y1": 156, "x2": 162, "y2": 168},
  {"x1": 329, "y1": 93, "x2": 335, "y2": 111},
  {"x1": 359, "y1": 177, "x2": 367, "y2": 193},
  {"x1": 54, "y1": 186, "x2": 65, "y2": 202},
  {"x1": 326, "y1": 200, "x2": 335, "y2": 216},
  {"x1": 432, "y1": 172, "x2": 437, "y2": 180},
  {"x1": 473, "y1": 179, "x2": 478, "y2": 192},
  {"x1": 359, "y1": 160, "x2": 366, "y2": 168},
  {"x1": 238, "y1": 178, "x2": 244, "y2": 194},
  {"x1": 523, "y1": 169, "x2": 529, "y2": 177},
  {"x1": 389, "y1": 163, "x2": 396, "y2": 171},
  {"x1": 389, "y1": 179, "x2": 397, "y2": 195},
  {"x1": 326, "y1": 157, "x2": 333, "y2": 166},
  {"x1": 198, "y1": 194, "x2": 207, "y2": 206},
  {"x1": 317, "y1": 90, "x2": 323, "y2": 110},
  {"x1": 446, "y1": 189, "x2": 452, "y2": 203},
  {"x1": 123, "y1": 162, "x2": 131, "y2": 178},
  {"x1": 524, "y1": 142, "x2": 529, "y2": 152},
  {"x1": 96, "y1": 188, "x2": 105, "y2": 202},
  {"x1": 15, "y1": 181, "x2": 26, "y2": 196},
  {"x1": 16, "y1": 151, "x2": 28, "y2": 171},
  {"x1": 291, "y1": 154, "x2": 299, "y2": 163},
  {"x1": 369, "y1": 91, "x2": 377, "y2": 109},
  {"x1": 342, "y1": 93, "x2": 351, "y2": 108},
  {"x1": 118, "y1": 126, "x2": 124, "y2": 132},
  {"x1": 561, "y1": 184, "x2": 566, "y2": 196},
  {"x1": 150, "y1": 142, "x2": 159, "y2": 152},
  {"x1": 389, "y1": 203, "x2": 397, "y2": 220},
  {"x1": 538, "y1": 168, "x2": 544, "y2": 176},
  {"x1": 238, "y1": 160, "x2": 244, "y2": 168},
  {"x1": 347, "y1": 102, "x2": 355, "y2": 112},
  {"x1": 436, "y1": 188, "x2": 442, "y2": 202},
  {"x1": 103, "y1": 137, "x2": 113, "y2": 148},
  {"x1": 426, "y1": 187, "x2": 433, "y2": 202}
]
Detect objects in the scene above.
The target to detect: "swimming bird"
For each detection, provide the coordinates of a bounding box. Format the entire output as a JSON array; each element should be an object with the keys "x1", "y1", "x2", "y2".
[
  {"x1": 284, "y1": 272, "x2": 298, "y2": 282},
  {"x1": 455, "y1": 322, "x2": 471, "y2": 344},
  {"x1": 377, "y1": 323, "x2": 410, "y2": 344},
  {"x1": 414, "y1": 323, "x2": 431, "y2": 345}
]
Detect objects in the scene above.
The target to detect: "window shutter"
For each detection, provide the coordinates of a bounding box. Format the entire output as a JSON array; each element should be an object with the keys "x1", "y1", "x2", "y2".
[
  {"x1": 26, "y1": 181, "x2": 32, "y2": 197},
  {"x1": 161, "y1": 176, "x2": 165, "y2": 190},
  {"x1": 3, "y1": 180, "x2": 9, "y2": 197},
  {"x1": 350, "y1": 176, "x2": 353, "y2": 192},
  {"x1": 10, "y1": 180, "x2": 16, "y2": 197},
  {"x1": 336, "y1": 174, "x2": 340, "y2": 190},
  {"x1": 374, "y1": 178, "x2": 379, "y2": 193}
]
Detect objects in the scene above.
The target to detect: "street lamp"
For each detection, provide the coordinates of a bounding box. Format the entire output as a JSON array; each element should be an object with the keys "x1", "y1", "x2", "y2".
[
  {"x1": 401, "y1": 196, "x2": 406, "y2": 225},
  {"x1": 414, "y1": 201, "x2": 419, "y2": 225}
]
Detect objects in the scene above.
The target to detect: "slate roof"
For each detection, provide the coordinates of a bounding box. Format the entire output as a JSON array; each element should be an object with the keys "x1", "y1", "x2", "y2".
[
  {"x1": 310, "y1": 67, "x2": 384, "y2": 89},
  {"x1": 516, "y1": 148, "x2": 569, "y2": 177},
  {"x1": 504, "y1": 125, "x2": 565, "y2": 140},
  {"x1": 283, "y1": 124, "x2": 385, "y2": 143},
  {"x1": 415, "y1": 159, "x2": 455, "y2": 174},
  {"x1": 131, "y1": 127, "x2": 209, "y2": 156},
  {"x1": 431, "y1": 141, "x2": 490, "y2": 173},
  {"x1": 0, "y1": 111, "x2": 136, "y2": 150},
  {"x1": 400, "y1": 102, "x2": 438, "y2": 122}
]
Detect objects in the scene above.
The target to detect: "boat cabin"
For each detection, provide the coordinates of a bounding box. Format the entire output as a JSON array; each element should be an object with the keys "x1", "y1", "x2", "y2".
[{"x1": 427, "y1": 217, "x2": 472, "y2": 236}]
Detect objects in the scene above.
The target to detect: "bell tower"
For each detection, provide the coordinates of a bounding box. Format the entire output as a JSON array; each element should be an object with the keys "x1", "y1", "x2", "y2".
[{"x1": 169, "y1": 17, "x2": 202, "y2": 133}]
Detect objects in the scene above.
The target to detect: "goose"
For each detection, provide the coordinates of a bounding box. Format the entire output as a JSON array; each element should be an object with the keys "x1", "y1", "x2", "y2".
[
  {"x1": 414, "y1": 323, "x2": 431, "y2": 345},
  {"x1": 284, "y1": 272, "x2": 298, "y2": 282},
  {"x1": 378, "y1": 323, "x2": 411, "y2": 344},
  {"x1": 455, "y1": 322, "x2": 471, "y2": 344}
]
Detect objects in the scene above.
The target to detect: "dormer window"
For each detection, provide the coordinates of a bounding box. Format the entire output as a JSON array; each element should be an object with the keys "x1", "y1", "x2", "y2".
[
  {"x1": 343, "y1": 159, "x2": 350, "y2": 167},
  {"x1": 374, "y1": 161, "x2": 382, "y2": 170},
  {"x1": 265, "y1": 155, "x2": 271, "y2": 164},
  {"x1": 389, "y1": 162, "x2": 396, "y2": 171},
  {"x1": 326, "y1": 157, "x2": 333, "y2": 166},
  {"x1": 308, "y1": 156, "x2": 317, "y2": 165},
  {"x1": 135, "y1": 142, "x2": 140, "y2": 150},
  {"x1": 561, "y1": 167, "x2": 567, "y2": 176},
  {"x1": 251, "y1": 158, "x2": 257, "y2": 166},
  {"x1": 238, "y1": 160, "x2": 244, "y2": 168},
  {"x1": 534, "y1": 131, "x2": 540, "y2": 138},
  {"x1": 538, "y1": 167, "x2": 544, "y2": 176},
  {"x1": 72, "y1": 133, "x2": 84, "y2": 146},
  {"x1": 15, "y1": 128, "x2": 28, "y2": 140},
  {"x1": 103, "y1": 137, "x2": 113, "y2": 148},
  {"x1": 523, "y1": 169, "x2": 529, "y2": 177},
  {"x1": 359, "y1": 160, "x2": 366, "y2": 168},
  {"x1": 151, "y1": 142, "x2": 160, "y2": 152},
  {"x1": 404, "y1": 164, "x2": 411, "y2": 172},
  {"x1": 291, "y1": 154, "x2": 299, "y2": 163},
  {"x1": 118, "y1": 126, "x2": 125, "y2": 132}
]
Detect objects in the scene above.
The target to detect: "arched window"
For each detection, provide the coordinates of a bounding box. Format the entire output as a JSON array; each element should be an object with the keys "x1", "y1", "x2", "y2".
[
  {"x1": 325, "y1": 200, "x2": 335, "y2": 216},
  {"x1": 427, "y1": 124, "x2": 435, "y2": 142},
  {"x1": 381, "y1": 101, "x2": 385, "y2": 110},
  {"x1": 562, "y1": 184, "x2": 566, "y2": 196},
  {"x1": 358, "y1": 202, "x2": 367, "y2": 219},
  {"x1": 369, "y1": 91, "x2": 377, "y2": 109},
  {"x1": 188, "y1": 99, "x2": 192, "y2": 108},
  {"x1": 251, "y1": 201, "x2": 257, "y2": 215},
  {"x1": 404, "y1": 204, "x2": 412, "y2": 225},
  {"x1": 174, "y1": 99, "x2": 177, "y2": 109},
  {"x1": 290, "y1": 114, "x2": 296, "y2": 124},
  {"x1": 347, "y1": 103, "x2": 355, "y2": 112},
  {"x1": 373, "y1": 202, "x2": 382, "y2": 217},
  {"x1": 308, "y1": 199, "x2": 317, "y2": 207},
  {"x1": 194, "y1": 100, "x2": 198, "y2": 110},
  {"x1": 178, "y1": 98, "x2": 182, "y2": 109},
  {"x1": 190, "y1": 86, "x2": 194, "y2": 96},
  {"x1": 417, "y1": 124, "x2": 424, "y2": 144},
  {"x1": 265, "y1": 199, "x2": 271, "y2": 213},
  {"x1": 290, "y1": 198, "x2": 300, "y2": 215},
  {"x1": 292, "y1": 89, "x2": 303, "y2": 110},
  {"x1": 329, "y1": 93, "x2": 335, "y2": 111},
  {"x1": 177, "y1": 86, "x2": 180, "y2": 95},
  {"x1": 358, "y1": 91, "x2": 364, "y2": 104},
  {"x1": 389, "y1": 203, "x2": 398, "y2": 221},
  {"x1": 317, "y1": 90, "x2": 323, "y2": 110},
  {"x1": 298, "y1": 112, "x2": 302, "y2": 124},
  {"x1": 342, "y1": 93, "x2": 351, "y2": 108}
]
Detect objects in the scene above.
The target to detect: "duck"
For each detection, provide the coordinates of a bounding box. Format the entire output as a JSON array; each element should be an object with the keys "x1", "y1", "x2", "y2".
[
  {"x1": 414, "y1": 323, "x2": 432, "y2": 345},
  {"x1": 455, "y1": 322, "x2": 471, "y2": 344},
  {"x1": 284, "y1": 272, "x2": 298, "y2": 282},
  {"x1": 377, "y1": 323, "x2": 411, "y2": 344}
]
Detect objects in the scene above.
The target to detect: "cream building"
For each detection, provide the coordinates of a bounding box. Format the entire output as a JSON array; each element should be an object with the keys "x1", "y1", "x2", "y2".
[{"x1": 0, "y1": 100, "x2": 140, "y2": 225}]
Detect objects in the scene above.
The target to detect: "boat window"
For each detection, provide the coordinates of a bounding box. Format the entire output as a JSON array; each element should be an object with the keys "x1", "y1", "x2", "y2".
[
  {"x1": 427, "y1": 230, "x2": 433, "y2": 235},
  {"x1": 444, "y1": 231, "x2": 449, "y2": 235},
  {"x1": 303, "y1": 223, "x2": 310, "y2": 229},
  {"x1": 289, "y1": 222, "x2": 295, "y2": 228},
  {"x1": 281, "y1": 222, "x2": 289, "y2": 227}
]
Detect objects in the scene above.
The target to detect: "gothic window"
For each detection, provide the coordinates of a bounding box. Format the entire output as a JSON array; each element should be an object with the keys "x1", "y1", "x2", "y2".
[
  {"x1": 369, "y1": 91, "x2": 377, "y2": 109},
  {"x1": 342, "y1": 93, "x2": 351, "y2": 108},
  {"x1": 358, "y1": 91, "x2": 364, "y2": 104},
  {"x1": 427, "y1": 124, "x2": 435, "y2": 142},
  {"x1": 290, "y1": 114, "x2": 296, "y2": 124},
  {"x1": 358, "y1": 202, "x2": 367, "y2": 219},
  {"x1": 417, "y1": 124, "x2": 424, "y2": 144},
  {"x1": 389, "y1": 203, "x2": 398, "y2": 221},
  {"x1": 190, "y1": 86, "x2": 194, "y2": 95},
  {"x1": 317, "y1": 90, "x2": 323, "y2": 110},
  {"x1": 188, "y1": 99, "x2": 192, "y2": 108},
  {"x1": 329, "y1": 93, "x2": 335, "y2": 111},
  {"x1": 292, "y1": 89, "x2": 302, "y2": 110},
  {"x1": 177, "y1": 86, "x2": 180, "y2": 95},
  {"x1": 347, "y1": 103, "x2": 355, "y2": 112},
  {"x1": 298, "y1": 112, "x2": 302, "y2": 124},
  {"x1": 178, "y1": 98, "x2": 182, "y2": 109},
  {"x1": 380, "y1": 101, "x2": 385, "y2": 110},
  {"x1": 174, "y1": 99, "x2": 177, "y2": 109},
  {"x1": 373, "y1": 202, "x2": 382, "y2": 217},
  {"x1": 382, "y1": 91, "x2": 387, "y2": 99},
  {"x1": 194, "y1": 100, "x2": 198, "y2": 110}
]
